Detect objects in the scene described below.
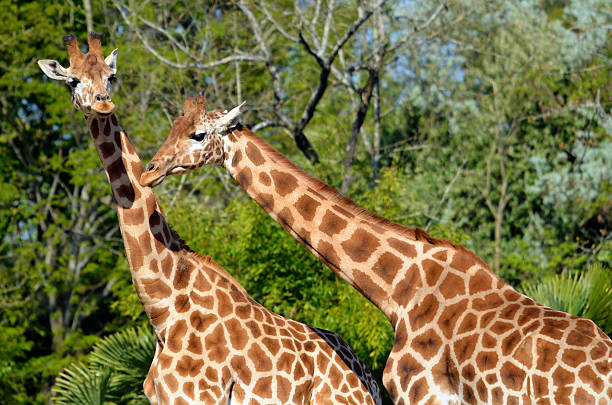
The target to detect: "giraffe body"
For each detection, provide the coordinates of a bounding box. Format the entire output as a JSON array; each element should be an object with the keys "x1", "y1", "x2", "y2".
[
  {"x1": 39, "y1": 37, "x2": 380, "y2": 405},
  {"x1": 145, "y1": 252, "x2": 381, "y2": 405},
  {"x1": 141, "y1": 98, "x2": 612, "y2": 404}
]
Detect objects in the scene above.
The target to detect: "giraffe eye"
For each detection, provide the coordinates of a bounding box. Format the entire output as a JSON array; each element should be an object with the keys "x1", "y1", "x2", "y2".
[
  {"x1": 108, "y1": 74, "x2": 117, "y2": 84},
  {"x1": 67, "y1": 78, "x2": 80, "y2": 88},
  {"x1": 191, "y1": 132, "x2": 206, "y2": 142}
]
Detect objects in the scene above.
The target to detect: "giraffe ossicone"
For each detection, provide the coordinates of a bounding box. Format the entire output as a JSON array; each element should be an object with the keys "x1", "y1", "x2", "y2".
[
  {"x1": 142, "y1": 95, "x2": 612, "y2": 405},
  {"x1": 39, "y1": 35, "x2": 381, "y2": 405}
]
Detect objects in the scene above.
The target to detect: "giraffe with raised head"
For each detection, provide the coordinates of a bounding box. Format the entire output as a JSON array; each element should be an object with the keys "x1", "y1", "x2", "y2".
[
  {"x1": 38, "y1": 34, "x2": 382, "y2": 404},
  {"x1": 141, "y1": 98, "x2": 612, "y2": 404}
]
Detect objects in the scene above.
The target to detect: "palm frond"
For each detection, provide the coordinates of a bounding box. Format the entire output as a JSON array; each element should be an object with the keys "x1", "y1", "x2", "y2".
[
  {"x1": 52, "y1": 327, "x2": 156, "y2": 404},
  {"x1": 521, "y1": 264, "x2": 612, "y2": 335},
  {"x1": 53, "y1": 363, "x2": 116, "y2": 405}
]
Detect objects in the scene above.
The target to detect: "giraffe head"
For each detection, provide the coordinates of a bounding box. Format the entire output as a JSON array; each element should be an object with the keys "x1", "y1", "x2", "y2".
[
  {"x1": 140, "y1": 94, "x2": 244, "y2": 187},
  {"x1": 38, "y1": 33, "x2": 118, "y2": 117}
]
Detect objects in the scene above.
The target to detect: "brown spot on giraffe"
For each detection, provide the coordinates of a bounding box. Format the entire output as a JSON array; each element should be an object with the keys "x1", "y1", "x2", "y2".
[
  {"x1": 341, "y1": 229, "x2": 380, "y2": 263},
  {"x1": 295, "y1": 194, "x2": 321, "y2": 221},
  {"x1": 372, "y1": 252, "x2": 403, "y2": 284},
  {"x1": 270, "y1": 169, "x2": 298, "y2": 196},
  {"x1": 246, "y1": 141, "x2": 265, "y2": 166}
]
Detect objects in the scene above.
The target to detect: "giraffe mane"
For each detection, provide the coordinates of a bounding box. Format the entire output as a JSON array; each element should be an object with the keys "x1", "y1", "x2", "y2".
[{"x1": 236, "y1": 126, "x2": 491, "y2": 273}]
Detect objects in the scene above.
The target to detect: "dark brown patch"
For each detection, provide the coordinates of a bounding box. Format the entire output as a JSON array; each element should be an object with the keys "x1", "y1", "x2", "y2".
[
  {"x1": 246, "y1": 142, "x2": 265, "y2": 165},
  {"x1": 438, "y1": 299, "x2": 468, "y2": 339},
  {"x1": 142, "y1": 278, "x2": 172, "y2": 299},
  {"x1": 432, "y1": 249, "x2": 448, "y2": 262},
  {"x1": 176, "y1": 355, "x2": 204, "y2": 377},
  {"x1": 500, "y1": 303, "x2": 521, "y2": 320},
  {"x1": 449, "y1": 250, "x2": 476, "y2": 272},
  {"x1": 463, "y1": 383, "x2": 477, "y2": 405},
  {"x1": 408, "y1": 377, "x2": 427, "y2": 403},
  {"x1": 223, "y1": 319, "x2": 248, "y2": 350},
  {"x1": 183, "y1": 382, "x2": 194, "y2": 400},
  {"x1": 468, "y1": 269, "x2": 493, "y2": 294},
  {"x1": 294, "y1": 194, "x2": 320, "y2": 221},
  {"x1": 89, "y1": 119, "x2": 99, "y2": 136},
  {"x1": 373, "y1": 252, "x2": 403, "y2": 284},
  {"x1": 574, "y1": 387, "x2": 596, "y2": 405},
  {"x1": 186, "y1": 332, "x2": 203, "y2": 354},
  {"x1": 552, "y1": 365, "x2": 575, "y2": 387},
  {"x1": 461, "y1": 364, "x2": 476, "y2": 381},
  {"x1": 163, "y1": 374, "x2": 178, "y2": 393},
  {"x1": 453, "y1": 335, "x2": 477, "y2": 364},
  {"x1": 501, "y1": 331, "x2": 522, "y2": 356},
  {"x1": 476, "y1": 351, "x2": 498, "y2": 371},
  {"x1": 481, "y1": 332, "x2": 497, "y2": 349},
  {"x1": 457, "y1": 313, "x2": 478, "y2": 334},
  {"x1": 174, "y1": 294, "x2": 190, "y2": 313},
  {"x1": 319, "y1": 210, "x2": 348, "y2": 236},
  {"x1": 270, "y1": 170, "x2": 298, "y2": 196},
  {"x1": 536, "y1": 339, "x2": 560, "y2": 372},
  {"x1": 317, "y1": 240, "x2": 340, "y2": 268},
  {"x1": 392, "y1": 264, "x2": 422, "y2": 308},
  {"x1": 387, "y1": 237, "x2": 417, "y2": 257},
  {"x1": 99, "y1": 142, "x2": 115, "y2": 159},
  {"x1": 408, "y1": 294, "x2": 439, "y2": 330},
  {"x1": 430, "y1": 346, "x2": 459, "y2": 395},
  {"x1": 277, "y1": 376, "x2": 292, "y2": 403},
  {"x1": 500, "y1": 361, "x2": 526, "y2": 391},
  {"x1": 168, "y1": 320, "x2": 188, "y2": 352},
  {"x1": 190, "y1": 291, "x2": 214, "y2": 309},
  {"x1": 231, "y1": 356, "x2": 251, "y2": 384},
  {"x1": 216, "y1": 290, "x2": 233, "y2": 317},
  {"x1": 104, "y1": 119, "x2": 111, "y2": 136},
  {"x1": 204, "y1": 324, "x2": 229, "y2": 362},
  {"x1": 248, "y1": 343, "x2": 272, "y2": 372},
  {"x1": 149, "y1": 306, "x2": 170, "y2": 325},
  {"x1": 278, "y1": 207, "x2": 294, "y2": 227},
  {"x1": 341, "y1": 229, "x2": 380, "y2": 263},
  {"x1": 231, "y1": 150, "x2": 242, "y2": 168},
  {"x1": 533, "y1": 374, "x2": 549, "y2": 398},
  {"x1": 107, "y1": 158, "x2": 126, "y2": 183},
  {"x1": 439, "y1": 273, "x2": 466, "y2": 299},
  {"x1": 423, "y1": 258, "x2": 445, "y2": 286},
  {"x1": 259, "y1": 171, "x2": 271, "y2": 186},
  {"x1": 397, "y1": 354, "x2": 425, "y2": 391},
  {"x1": 193, "y1": 272, "x2": 211, "y2": 292},
  {"x1": 578, "y1": 365, "x2": 603, "y2": 393},
  {"x1": 189, "y1": 310, "x2": 216, "y2": 332},
  {"x1": 562, "y1": 349, "x2": 586, "y2": 368},
  {"x1": 236, "y1": 167, "x2": 253, "y2": 189},
  {"x1": 354, "y1": 269, "x2": 387, "y2": 305},
  {"x1": 254, "y1": 192, "x2": 274, "y2": 212},
  {"x1": 173, "y1": 259, "x2": 192, "y2": 290}
]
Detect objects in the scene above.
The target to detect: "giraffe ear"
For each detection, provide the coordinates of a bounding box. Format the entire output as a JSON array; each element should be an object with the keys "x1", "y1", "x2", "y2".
[
  {"x1": 216, "y1": 101, "x2": 245, "y2": 132},
  {"x1": 38, "y1": 59, "x2": 69, "y2": 81},
  {"x1": 104, "y1": 48, "x2": 118, "y2": 74}
]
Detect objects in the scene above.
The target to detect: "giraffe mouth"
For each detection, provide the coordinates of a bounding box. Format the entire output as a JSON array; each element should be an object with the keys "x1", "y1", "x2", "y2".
[{"x1": 139, "y1": 165, "x2": 194, "y2": 188}]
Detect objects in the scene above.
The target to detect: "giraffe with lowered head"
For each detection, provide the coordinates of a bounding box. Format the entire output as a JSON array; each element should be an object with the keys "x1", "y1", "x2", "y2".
[
  {"x1": 141, "y1": 98, "x2": 612, "y2": 404},
  {"x1": 38, "y1": 34, "x2": 382, "y2": 404}
]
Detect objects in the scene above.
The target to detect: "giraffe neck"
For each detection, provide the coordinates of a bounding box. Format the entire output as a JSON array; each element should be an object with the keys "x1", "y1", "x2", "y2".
[
  {"x1": 222, "y1": 127, "x2": 500, "y2": 323},
  {"x1": 87, "y1": 114, "x2": 186, "y2": 333}
]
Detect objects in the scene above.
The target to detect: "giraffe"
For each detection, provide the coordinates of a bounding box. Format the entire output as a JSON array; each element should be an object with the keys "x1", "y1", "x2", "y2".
[
  {"x1": 140, "y1": 98, "x2": 612, "y2": 404},
  {"x1": 38, "y1": 34, "x2": 381, "y2": 405}
]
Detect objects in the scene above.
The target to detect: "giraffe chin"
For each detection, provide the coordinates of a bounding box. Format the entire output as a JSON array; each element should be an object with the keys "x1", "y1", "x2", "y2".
[{"x1": 139, "y1": 171, "x2": 166, "y2": 188}]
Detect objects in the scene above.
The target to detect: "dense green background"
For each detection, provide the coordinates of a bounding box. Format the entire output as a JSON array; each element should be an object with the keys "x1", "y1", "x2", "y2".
[{"x1": 0, "y1": 0, "x2": 610, "y2": 403}]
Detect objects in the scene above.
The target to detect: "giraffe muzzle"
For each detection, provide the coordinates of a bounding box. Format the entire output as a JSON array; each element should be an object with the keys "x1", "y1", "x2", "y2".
[{"x1": 91, "y1": 99, "x2": 115, "y2": 117}]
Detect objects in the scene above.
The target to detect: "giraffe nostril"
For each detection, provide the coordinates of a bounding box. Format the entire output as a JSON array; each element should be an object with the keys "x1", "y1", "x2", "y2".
[
  {"x1": 95, "y1": 94, "x2": 110, "y2": 102},
  {"x1": 145, "y1": 161, "x2": 157, "y2": 172}
]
